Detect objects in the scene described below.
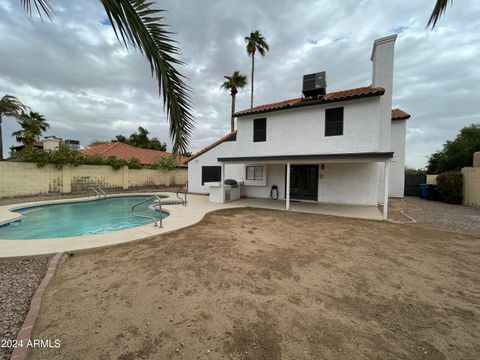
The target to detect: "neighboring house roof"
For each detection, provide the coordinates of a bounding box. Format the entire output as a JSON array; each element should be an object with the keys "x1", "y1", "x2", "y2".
[
  {"x1": 10, "y1": 140, "x2": 44, "y2": 151},
  {"x1": 391, "y1": 108, "x2": 411, "y2": 121},
  {"x1": 81, "y1": 142, "x2": 187, "y2": 167},
  {"x1": 186, "y1": 131, "x2": 237, "y2": 163},
  {"x1": 187, "y1": 107, "x2": 410, "y2": 164},
  {"x1": 234, "y1": 86, "x2": 386, "y2": 117}
]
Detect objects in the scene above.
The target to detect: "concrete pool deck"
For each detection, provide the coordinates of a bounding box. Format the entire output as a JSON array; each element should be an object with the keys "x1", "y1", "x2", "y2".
[{"x1": 0, "y1": 193, "x2": 383, "y2": 258}]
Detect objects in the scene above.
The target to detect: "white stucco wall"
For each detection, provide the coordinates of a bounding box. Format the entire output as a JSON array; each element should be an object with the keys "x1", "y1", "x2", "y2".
[
  {"x1": 389, "y1": 120, "x2": 406, "y2": 197},
  {"x1": 189, "y1": 150, "x2": 379, "y2": 205},
  {"x1": 371, "y1": 35, "x2": 396, "y2": 152},
  {"x1": 43, "y1": 139, "x2": 61, "y2": 151},
  {"x1": 243, "y1": 162, "x2": 378, "y2": 205},
  {"x1": 187, "y1": 141, "x2": 243, "y2": 194},
  {"x1": 234, "y1": 97, "x2": 384, "y2": 157}
]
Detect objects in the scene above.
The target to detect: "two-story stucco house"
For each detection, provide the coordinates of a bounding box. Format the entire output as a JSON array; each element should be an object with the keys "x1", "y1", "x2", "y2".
[{"x1": 187, "y1": 35, "x2": 410, "y2": 219}]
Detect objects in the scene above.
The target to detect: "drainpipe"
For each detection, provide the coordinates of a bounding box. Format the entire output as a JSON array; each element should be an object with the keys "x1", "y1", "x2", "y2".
[
  {"x1": 383, "y1": 160, "x2": 390, "y2": 220},
  {"x1": 286, "y1": 163, "x2": 291, "y2": 210},
  {"x1": 221, "y1": 162, "x2": 225, "y2": 203}
]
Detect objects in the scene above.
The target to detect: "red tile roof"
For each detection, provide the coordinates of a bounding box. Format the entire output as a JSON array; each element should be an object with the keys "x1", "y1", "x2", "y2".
[
  {"x1": 81, "y1": 142, "x2": 187, "y2": 167},
  {"x1": 186, "y1": 131, "x2": 237, "y2": 163},
  {"x1": 234, "y1": 86, "x2": 386, "y2": 117},
  {"x1": 391, "y1": 108, "x2": 411, "y2": 121}
]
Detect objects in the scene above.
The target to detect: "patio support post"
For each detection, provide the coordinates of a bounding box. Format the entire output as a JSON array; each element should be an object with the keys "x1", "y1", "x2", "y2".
[
  {"x1": 221, "y1": 162, "x2": 225, "y2": 203},
  {"x1": 383, "y1": 160, "x2": 390, "y2": 220},
  {"x1": 286, "y1": 162, "x2": 291, "y2": 210}
]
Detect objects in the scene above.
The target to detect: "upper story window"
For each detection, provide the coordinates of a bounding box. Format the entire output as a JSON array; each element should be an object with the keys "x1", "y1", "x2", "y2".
[
  {"x1": 325, "y1": 107, "x2": 344, "y2": 136},
  {"x1": 253, "y1": 118, "x2": 266, "y2": 142}
]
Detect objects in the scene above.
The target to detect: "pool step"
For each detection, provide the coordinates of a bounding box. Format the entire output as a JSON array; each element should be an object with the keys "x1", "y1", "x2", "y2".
[{"x1": 153, "y1": 199, "x2": 184, "y2": 207}]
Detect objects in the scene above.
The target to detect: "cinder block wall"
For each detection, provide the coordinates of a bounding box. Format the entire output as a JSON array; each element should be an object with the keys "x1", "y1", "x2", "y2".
[
  {"x1": 0, "y1": 162, "x2": 187, "y2": 198},
  {"x1": 462, "y1": 167, "x2": 480, "y2": 207}
]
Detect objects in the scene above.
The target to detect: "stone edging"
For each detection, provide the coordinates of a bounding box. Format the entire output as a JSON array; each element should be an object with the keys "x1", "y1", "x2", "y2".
[{"x1": 10, "y1": 252, "x2": 64, "y2": 360}]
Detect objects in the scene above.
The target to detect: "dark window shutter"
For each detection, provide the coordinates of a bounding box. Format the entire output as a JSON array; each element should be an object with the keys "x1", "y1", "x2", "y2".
[
  {"x1": 253, "y1": 118, "x2": 267, "y2": 142},
  {"x1": 325, "y1": 107, "x2": 344, "y2": 136}
]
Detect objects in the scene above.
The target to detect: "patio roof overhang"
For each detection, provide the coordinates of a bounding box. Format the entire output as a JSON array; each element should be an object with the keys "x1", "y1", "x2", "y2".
[{"x1": 217, "y1": 151, "x2": 394, "y2": 164}]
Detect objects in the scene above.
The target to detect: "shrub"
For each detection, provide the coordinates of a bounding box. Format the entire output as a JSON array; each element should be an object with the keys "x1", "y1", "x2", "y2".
[
  {"x1": 436, "y1": 171, "x2": 463, "y2": 204},
  {"x1": 154, "y1": 156, "x2": 177, "y2": 185},
  {"x1": 18, "y1": 146, "x2": 146, "y2": 170}
]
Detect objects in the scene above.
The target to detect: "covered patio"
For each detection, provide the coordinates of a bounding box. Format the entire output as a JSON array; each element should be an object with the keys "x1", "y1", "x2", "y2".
[{"x1": 217, "y1": 151, "x2": 393, "y2": 219}]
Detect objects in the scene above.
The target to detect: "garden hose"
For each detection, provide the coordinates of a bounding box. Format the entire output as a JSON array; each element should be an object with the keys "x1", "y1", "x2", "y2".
[{"x1": 270, "y1": 185, "x2": 279, "y2": 200}]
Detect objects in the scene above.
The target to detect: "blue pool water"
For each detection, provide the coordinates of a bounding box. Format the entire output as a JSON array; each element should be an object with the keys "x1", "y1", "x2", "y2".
[{"x1": 0, "y1": 196, "x2": 169, "y2": 240}]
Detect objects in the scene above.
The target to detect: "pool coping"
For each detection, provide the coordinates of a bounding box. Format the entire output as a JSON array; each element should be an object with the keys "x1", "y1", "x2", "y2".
[{"x1": 0, "y1": 193, "x2": 240, "y2": 258}]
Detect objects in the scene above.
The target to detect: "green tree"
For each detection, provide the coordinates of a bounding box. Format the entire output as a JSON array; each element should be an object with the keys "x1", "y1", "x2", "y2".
[
  {"x1": 405, "y1": 167, "x2": 426, "y2": 176},
  {"x1": 155, "y1": 156, "x2": 177, "y2": 186},
  {"x1": 115, "y1": 127, "x2": 167, "y2": 151},
  {"x1": 427, "y1": 0, "x2": 453, "y2": 29},
  {"x1": 245, "y1": 30, "x2": 269, "y2": 109},
  {"x1": 115, "y1": 134, "x2": 127, "y2": 143},
  {"x1": 426, "y1": 123, "x2": 480, "y2": 173},
  {"x1": 221, "y1": 71, "x2": 248, "y2": 132},
  {"x1": 20, "y1": 0, "x2": 192, "y2": 154},
  {"x1": 89, "y1": 140, "x2": 110, "y2": 146},
  {"x1": 12, "y1": 111, "x2": 50, "y2": 146},
  {"x1": 0, "y1": 94, "x2": 28, "y2": 160}
]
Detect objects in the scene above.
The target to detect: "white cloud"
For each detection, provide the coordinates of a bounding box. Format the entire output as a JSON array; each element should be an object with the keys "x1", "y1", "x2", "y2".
[{"x1": 0, "y1": 0, "x2": 479, "y2": 168}]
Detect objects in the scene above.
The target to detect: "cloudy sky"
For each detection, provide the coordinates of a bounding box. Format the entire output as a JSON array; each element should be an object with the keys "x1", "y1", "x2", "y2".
[{"x1": 1, "y1": 0, "x2": 479, "y2": 168}]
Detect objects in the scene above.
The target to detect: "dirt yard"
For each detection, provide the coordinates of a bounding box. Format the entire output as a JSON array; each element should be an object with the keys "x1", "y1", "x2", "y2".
[{"x1": 28, "y1": 208, "x2": 479, "y2": 360}]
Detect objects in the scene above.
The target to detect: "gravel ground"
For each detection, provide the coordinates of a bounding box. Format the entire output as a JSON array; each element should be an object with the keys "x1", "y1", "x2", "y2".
[
  {"x1": 0, "y1": 257, "x2": 49, "y2": 360},
  {"x1": 389, "y1": 197, "x2": 480, "y2": 236}
]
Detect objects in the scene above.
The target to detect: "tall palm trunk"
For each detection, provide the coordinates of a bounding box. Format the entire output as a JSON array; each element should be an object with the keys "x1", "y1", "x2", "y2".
[
  {"x1": 230, "y1": 89, "x2": 237, "y2": 132},
  {"x1": 0, "y1": 116, "x2": 3, "y2": 160},
  {"x1": 250, "y1": 52, "x2": 255, "y2": 109}
]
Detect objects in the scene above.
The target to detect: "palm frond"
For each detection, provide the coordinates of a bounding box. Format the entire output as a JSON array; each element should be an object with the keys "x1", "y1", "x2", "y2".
[
  {"x1": 221, "y1": 71, "x2": 247, "y2": 90},
  {"x1": 20, "y1": 0, "x2": 54, "y2": 20},
  {"x1": 101, "y1": 0, "x2": 193, "y2": 154},
  {"x1": 0, "y1": 94, "x2": 29, "y2": 117},
  {"x1": 245, "y1": 30, "x2": 269, "y2": 57},
  {"x1": 427, "y1": 0, "x2": 453, "y2": 29}
]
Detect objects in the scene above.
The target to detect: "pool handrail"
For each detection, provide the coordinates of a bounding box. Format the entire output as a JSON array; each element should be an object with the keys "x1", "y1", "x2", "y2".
[
  {"x1": 97, "y1": 186, "x2": 107, "y2": 199},
  {"x1": 176, "y1": 182, "x2": 187, "y2": 206},
  {"x1": 89, "y1": 187, "x2": 101, "y2": 199},
  {"x1": 131, "y1": 195, "x2": 163, "y2": 228},
  {"x1": 89, "y1": 186, "x2": 107, "y2": 200}
]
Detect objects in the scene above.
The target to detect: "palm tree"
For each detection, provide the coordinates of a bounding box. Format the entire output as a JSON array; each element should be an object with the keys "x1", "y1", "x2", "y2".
[
  {"x1": 427, "y1": 0, "x2": 453, "y2": 29},
  {"x1": 221, "y1": 71, "x2": 247, "y2": 132},
  {"x1": 245, "y1": 30, "x2": 269, "y2": 109},
  {"x1": 12, "y1": 111, "x2": 50, "y2": 146},
  {"x1": 18, "y1": 0, "x2": 192, "y2": 155},
  {"x1": 0, "y1": 95, "x2": 28, "y2": 160}
]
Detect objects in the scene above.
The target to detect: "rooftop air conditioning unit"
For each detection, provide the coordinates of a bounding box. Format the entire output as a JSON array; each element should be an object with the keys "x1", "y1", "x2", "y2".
[{"x1": 302, "y1": 71, "x2": 326, "y2": 98}]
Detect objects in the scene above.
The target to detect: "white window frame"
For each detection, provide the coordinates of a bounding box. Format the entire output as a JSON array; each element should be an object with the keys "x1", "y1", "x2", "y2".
[
  {"x1": 244, "y1": 164, "x2": 267, "y2": 187},
  {"x1": 246, "y1": 165, "x2": 264, "y2": 181}
]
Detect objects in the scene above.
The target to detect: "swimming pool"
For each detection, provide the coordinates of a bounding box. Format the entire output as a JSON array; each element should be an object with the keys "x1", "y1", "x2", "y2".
[{"x1": 0, "y1": 196, "x2": 169, "y2": 240}]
